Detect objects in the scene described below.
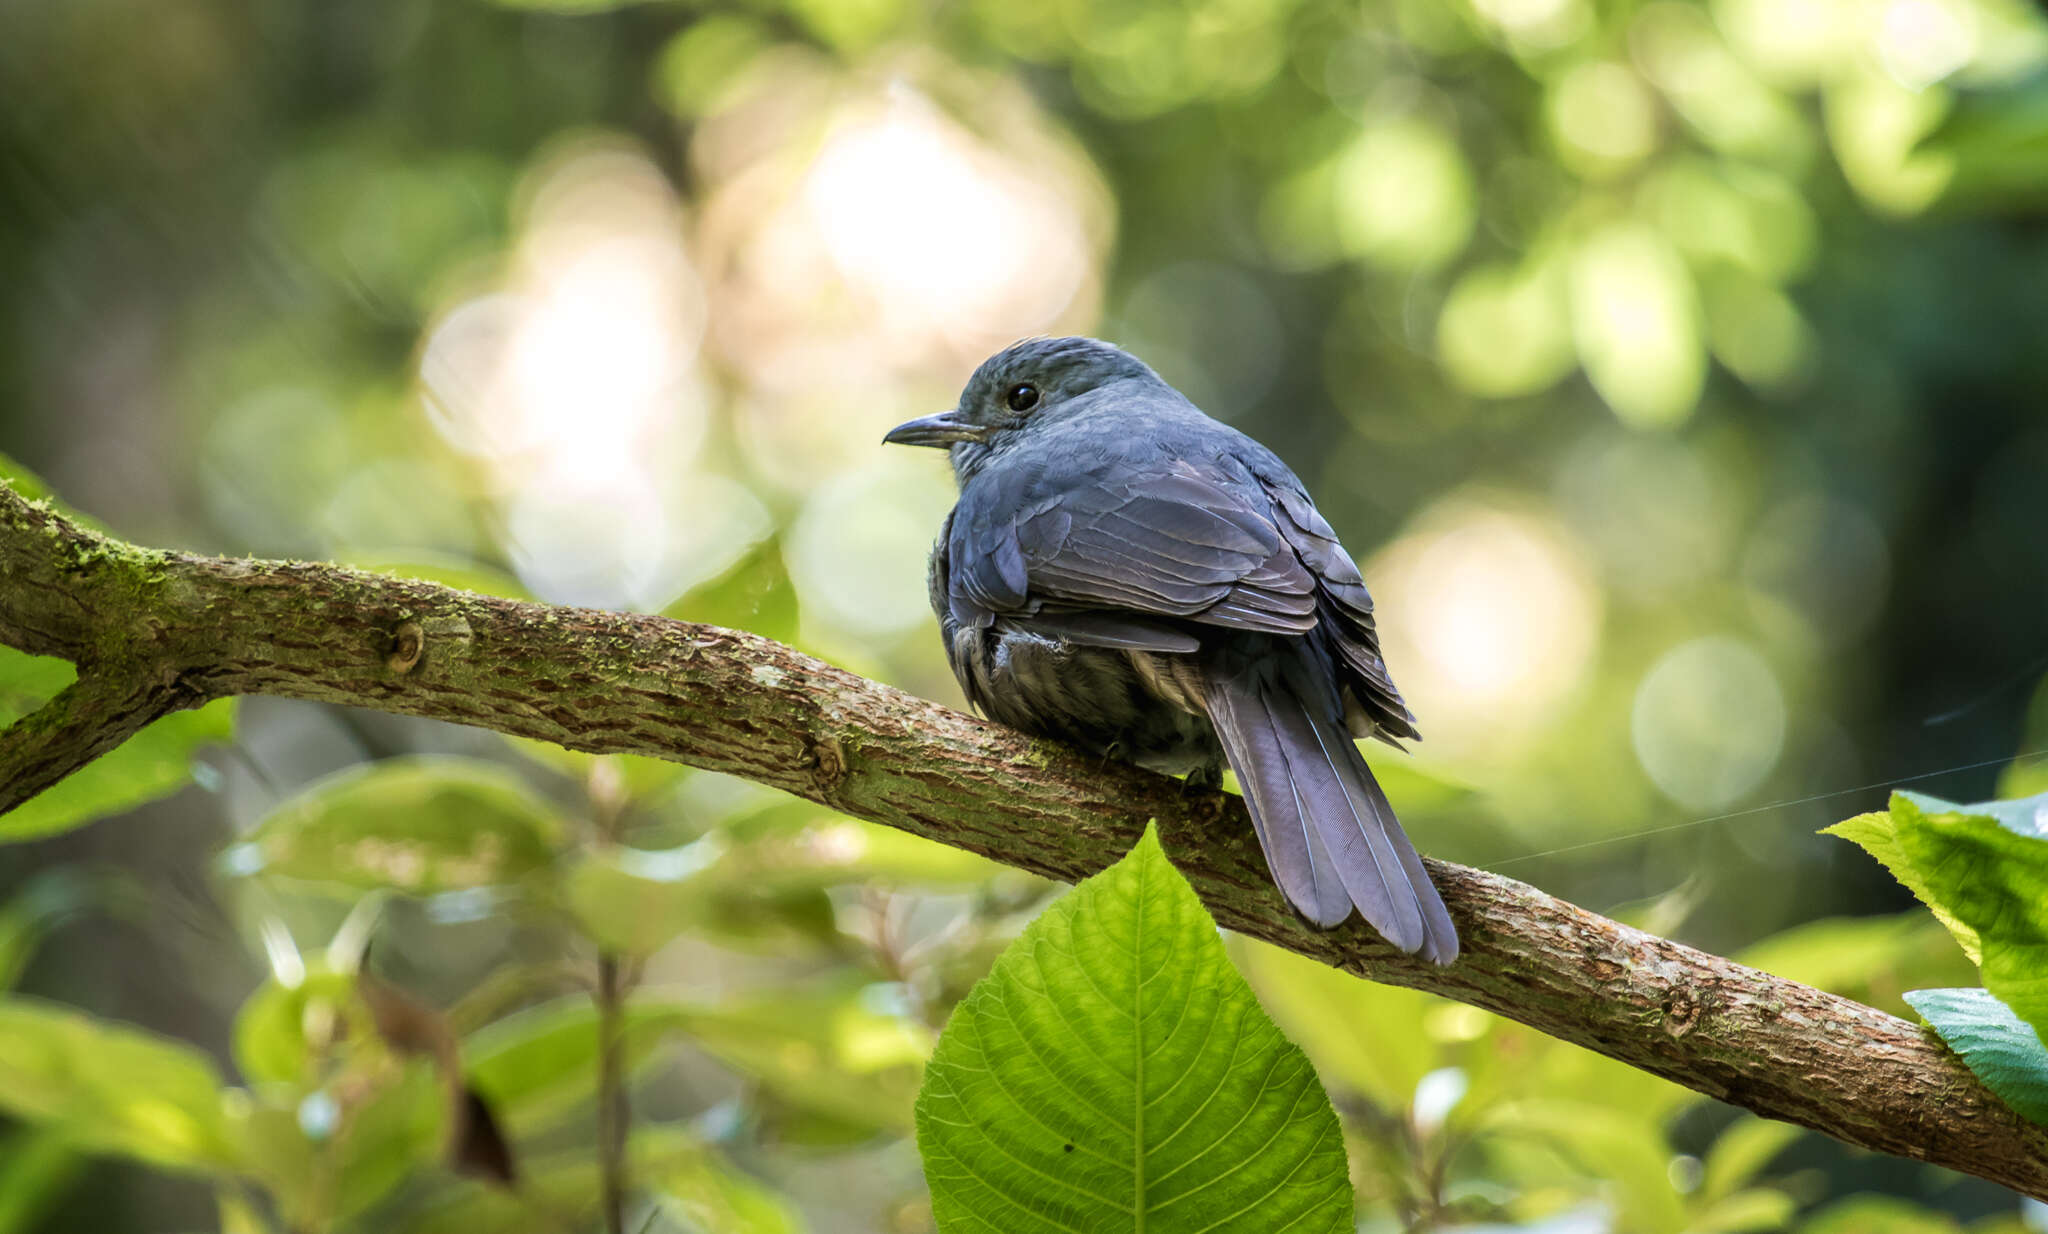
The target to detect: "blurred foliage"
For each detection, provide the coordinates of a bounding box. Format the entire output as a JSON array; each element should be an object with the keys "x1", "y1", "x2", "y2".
[{"x1": 4, "y1": 0, "x2": 2048, "y2": 1227}]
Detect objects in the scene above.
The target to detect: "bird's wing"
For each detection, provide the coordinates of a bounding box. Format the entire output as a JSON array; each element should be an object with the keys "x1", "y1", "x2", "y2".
[
  {"x1": 959, "y1": 457, "x2": 1322, "y2": 636},
  {"x1": 1257, "y1": 474, "x2": 1416, "y2": 741}
]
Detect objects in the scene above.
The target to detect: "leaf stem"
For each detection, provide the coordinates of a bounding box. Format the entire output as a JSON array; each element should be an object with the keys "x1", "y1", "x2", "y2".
[{"x1": 595, "y1": 949, "x2": 628, "y2": 1234}]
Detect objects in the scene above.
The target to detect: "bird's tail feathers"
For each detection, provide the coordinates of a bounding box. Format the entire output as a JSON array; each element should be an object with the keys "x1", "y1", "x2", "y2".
[{"x1": 1202, "y1": 656, "x2": 1458, "y2": 964}]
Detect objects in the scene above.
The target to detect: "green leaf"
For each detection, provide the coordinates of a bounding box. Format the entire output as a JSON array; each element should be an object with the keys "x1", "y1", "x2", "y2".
[
  {"x1": 663, "y1": 540, "x2": 800, "y2": 646},
  {"x1": 915, "y1": 824, "x2": 1352, "y2": 1234},
  {"x1": 0, "y1": 997, "x2": 242, "y2": 1172},
  {"x1": 684, "y1": 982, "x2": 930, "y2": 1137},
  {"x1": 564, "y1": 841, "x2": 839, "y2": 957},
  {"x1": 1916, "y1": 74, "x2": 2048, "y2": 212},
  {"x1": 401, "y1": 1125, "x2": 707, "y2": 1234},
  {"x1": 231, "y1": 970, "x2": 358, "y2": 1087},
  {"x1": 1696, "y1": 1116, "x2": 1800, "y2": 1203},
  {"x1": 1234, "y1": 936, "x2": 1440, "y2": 1110},
  {"x1": 1820, "y1": 805, "x2": 1982, "y2": 962},
  {"x1": 1491, "y1": 1101, "x2": 1685, "y2": 1234},
  {"x1": 332, "y1": 1063, "x2": 445, "y2": 1220},
  {"x1": 0, "y1": 457, "x2": 108, "y2": 534},
  {"x1": 0, "y1": 870, "x2": 110, "y2": 992},
  {"x1": 650, "y1": 1143, "x2": 809, "y2": 1234},
  {"x1": 0, "y1": 459, "x2": 55, "y2": 504},
  {"x1": 240, "y1": 757, "x2": 562, "y2": 893},
  {"x1": 0, "y1": 650, "x2": 235, "y2": 842},
  {"x1": 1683, "y1": 1188, "x2": 1797, "y2": 1234},
  {"x1": 463, "y1": 998, "x2": 683, "y2": 1132},
  {"x1": 1798, "y1": 1196, "x2": 1962, "y2": 1234},
  {"x1": 347, "y1": 554, "x2": 531, "y2": 600},
  {"x1": 0, "y1": 1128, "x2": 83, "y2": 1234},
  {"x1": 1891, "y1": 795, "x2": 2048, "y2": 1038},
  {"x1": 1898, "y1": 788, "x2": 2048, "y2": 839},
  {"x1": 1903, "y1": 988, "x2": 2048, "y2": 1127},
  {"x1": 505, "y1": 741, "x2": 687, "y2": 803},
  {"x1": 564, "y1": 822, "x2": 995, "y2": 956}
]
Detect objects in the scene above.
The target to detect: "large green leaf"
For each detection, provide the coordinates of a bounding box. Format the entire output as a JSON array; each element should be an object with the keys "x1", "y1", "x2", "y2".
[
  {"x1": 1234, "y1": 936, "x2": 1440, "y2": 1110},
  {"x1": 240, "y1": 757, "x2": 562, "y2": 892},
  {"x1": 0, "y1": 997, "x2": 242, "y2": 1173},
  {"x1": 915, "y1": 825, "x2": 1352, "y2": 1234},
  {"x1": 1820, "y1": 802, "x2": 1981, "y2": 962},
  {"x1": 1904, "y1": 988, "x2": 2048, "y2": 1128},
  {"x1": 1890, "y1": 793, "x2": 2048, "y2": 1038},
  {"x1": 0, "y1": 649, "x2": 235, "y2": 842}
]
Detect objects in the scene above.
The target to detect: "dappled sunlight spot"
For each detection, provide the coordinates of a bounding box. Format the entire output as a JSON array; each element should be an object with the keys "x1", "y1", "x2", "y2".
[
  {"x1": 834, "y1": 997, "x2": 934, "y2": 1071},
  {"x1": 1470, "y1": 0, "x2": 1592, "y2": 52},
  {"x1": 503, "y1": 468, "x2": 770, "y2": 611},
  {"x1": 1371, "y1": 501, "x2": 1602, "y2": 756},
  {"x1": 1631, "y1": 636, "x2": 1787, "y2": 811},
  {"x1": 1436, "y1": 254, "x2": 1575, "y2": 398},
  {"x1": 802, "y1": 91, "x2": 1087, "y2": 346},
  {"x1": 1702, "y1": 270, "x2": 1813, "y2": 388},
  {"x1": 421, "y1": 144, "x2": 708, "y2": 485},
  {"x1": 1823, "y1": 73, "x2": 1955, "y2": 214},
  {"x1": 1336, "y1": 116, "x2": 1475, "y2": 271},
  {"x1": 1548, "y1": 61, "x2": 1660, "y2": 176},
  {"x1": 692, "y1": 62, "x2": 1109, "y2": 491},
  {"x1": 1877, "y1": 0, "x2": 1977, "y2": 90},
  {"x1": 1713, "y1": 0, "x2": 1852, "y2": 87},
  {"x1": 1569, "y1": 222, "x2": 1704, "y2": 428},
  {"x1": 785, "y1": 456, "x2": 959, "y2": 641},
  {"x1": 116, "y1": 1099, "x2": 211, "y2": 1159},
  {"x1": 1632, "y1": 3, "x2": 1812, "y2": 166},
  {"x1": 1644, "y1": 159, "x2": 1817, "y2": 284},
  {"x1": 1068, "y1": 3, "x2": 1291, "y2": 117},
  {"x1": 695, "y1": 69, "x2": 1104, "y2": 370},
  {"x1": 416, "y1": 141, "x2": 733, "y2": 610}
]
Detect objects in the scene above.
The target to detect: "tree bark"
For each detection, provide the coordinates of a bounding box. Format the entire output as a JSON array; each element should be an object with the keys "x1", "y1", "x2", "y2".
[{"x1": 2, "y1": 481, "x2": 2044, "y2": 1198}]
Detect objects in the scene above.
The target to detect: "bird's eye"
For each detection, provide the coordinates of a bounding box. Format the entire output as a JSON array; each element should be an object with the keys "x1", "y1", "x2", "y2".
[{"x1": 1006, "y1": 383, "x2": 1040, "y2": 412}]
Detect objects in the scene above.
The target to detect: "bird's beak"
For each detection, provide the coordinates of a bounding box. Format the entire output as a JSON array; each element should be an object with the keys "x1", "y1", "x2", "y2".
[{"x1": 882, "y1": 409, "x2": 986, "y2": 448}]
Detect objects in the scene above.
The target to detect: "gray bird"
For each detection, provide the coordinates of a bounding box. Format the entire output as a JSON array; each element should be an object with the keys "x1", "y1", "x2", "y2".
[{"x1": 884, "y1": 337, "x2": 1457, "y2": 964}]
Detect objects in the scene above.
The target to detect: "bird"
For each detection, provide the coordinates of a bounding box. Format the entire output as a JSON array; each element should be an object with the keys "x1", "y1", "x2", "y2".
[{"x1": 884, "y1": 336, "x2": 1457, "y2": 964}]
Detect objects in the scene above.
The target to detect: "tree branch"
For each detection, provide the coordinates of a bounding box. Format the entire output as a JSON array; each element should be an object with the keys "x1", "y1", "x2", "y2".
[
  {"x1": 3, "y1": 480, "x2": 2044, "y2": 1197},
  {"x1": 0, "y1": 672, "x2": 197, "y2": 812}
]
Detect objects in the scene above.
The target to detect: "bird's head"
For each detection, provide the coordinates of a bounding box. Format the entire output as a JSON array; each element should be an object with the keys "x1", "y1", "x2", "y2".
[{"x1": 883, "y1": 337, "x2": 1160, "y2": 481}]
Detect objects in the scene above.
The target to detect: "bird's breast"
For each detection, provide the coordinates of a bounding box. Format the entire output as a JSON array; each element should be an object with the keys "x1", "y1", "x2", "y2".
[{"x1": 955, "y1": 625, "x2": 1218, "y2": 775}]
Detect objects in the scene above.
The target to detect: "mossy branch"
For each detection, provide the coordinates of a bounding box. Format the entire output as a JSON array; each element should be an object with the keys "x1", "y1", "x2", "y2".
[{"x1": 2, "y1": 480, "x2": 2044, "y2": 1197}]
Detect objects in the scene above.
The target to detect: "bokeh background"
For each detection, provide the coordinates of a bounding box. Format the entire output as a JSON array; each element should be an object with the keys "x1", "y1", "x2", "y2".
[{"x1": 4, "y1": 0, "x2": 2048, "y2": 1229}]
